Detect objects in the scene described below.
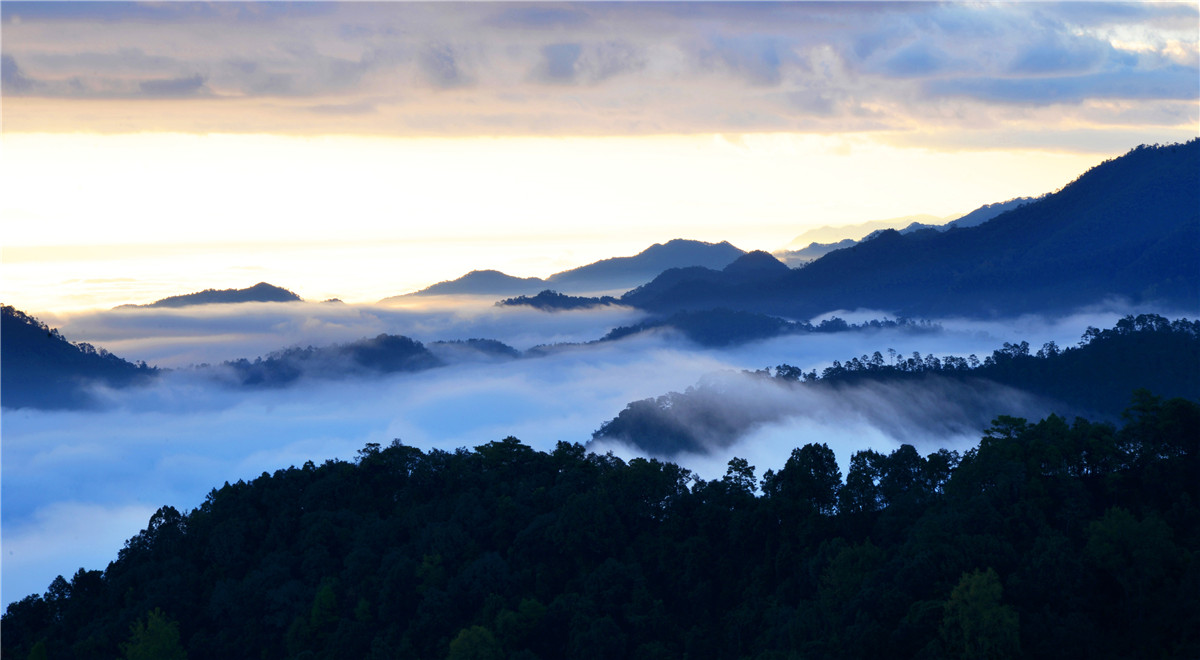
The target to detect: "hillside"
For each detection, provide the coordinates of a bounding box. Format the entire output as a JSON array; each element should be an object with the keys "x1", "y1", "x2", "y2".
[
  {"x1": 1, "y1": 305, "x2": 158, "y2": 409},
  {"x1": 220, "y1": 335, "x2": 444, "y2": 387},
  {"x1": 4, "y1": 400, "x2": 1197, "y2": 659},
  {"x1": 625, "y1": 141, "x2": 1200, "y2": 318},
  {"x1": 593, "y1": 315, "x2": 1200, "y2": 456}
]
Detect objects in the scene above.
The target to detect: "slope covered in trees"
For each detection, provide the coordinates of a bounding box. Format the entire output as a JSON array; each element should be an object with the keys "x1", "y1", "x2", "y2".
[
  {"x1": 221, "y1": 334, "x2": 443, "y2": 387},
  {"x1": 622, "y1": 141, "x2": 1200, "y2": 318},
  {"x1": 594, "y1": 315, "x2": 1199, "y2": 455},
  {"x1": 1, "y1": 305, "x2": 157, "y2": 409},
  {"x1": 4, "y1": 397, "x2": 1198, "y2": 659}
]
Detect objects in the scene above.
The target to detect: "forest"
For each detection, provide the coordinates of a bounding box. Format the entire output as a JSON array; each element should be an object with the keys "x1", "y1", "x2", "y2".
[
  {"x1": 593, "y1": 315, "x2": 1200, "y2": 455},
  {"x1": 4, "y1": 381, "x2": 1197, "y2": 659}
]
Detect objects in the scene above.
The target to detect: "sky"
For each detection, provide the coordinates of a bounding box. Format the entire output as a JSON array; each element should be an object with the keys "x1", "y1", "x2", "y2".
[
  {"x1": 2, "y1": 1, "x2": 1197, "y2": 312},
  {"x1": 1, "y1": 0, "x2": 1198, "y2": 609}
]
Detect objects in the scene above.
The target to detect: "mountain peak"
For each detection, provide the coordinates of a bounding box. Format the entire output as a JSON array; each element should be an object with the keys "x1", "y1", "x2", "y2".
[{"x1": 126, "y1": 283, "x2": 302, "y2": 308}]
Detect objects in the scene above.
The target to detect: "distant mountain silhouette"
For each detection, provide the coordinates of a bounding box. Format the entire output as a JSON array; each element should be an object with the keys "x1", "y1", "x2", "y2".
[
  {"x1": 385, "y1": 239, "x2": 745, "y2": 300},
  {"x1": 122, "y1": 282, "x2": 302, "y2": 308},
  {"x1": 942, "y1": 196, "x2": 1038, "y2": 230},
  {"x1": 776, "y1": 197, "x2": 1035, "y2": 267},
  {"x1": 721, "y1": 250, "x2": 790, "y2": 278},
  {"x1": 625, "y1": 141, "x2": 1200, "y2": 318},
  {"x1": 781, "y1": 213, "x2": 948, "y2": 249},
  {"x1": 774, "y1": 238, "x2": 858, "y2": 266},
  {"x1": 1, "y1": 305, "x2": 158, "y2": 409},
  {"x1": 499, "y1": 252, "x2": 782, "y2": 313},
  {"x1": 545, "y1": 239, "x2": 744, "y2": 292},
  {"x1": 391, "y1": 270, "x2": 548, "y2": 299}
]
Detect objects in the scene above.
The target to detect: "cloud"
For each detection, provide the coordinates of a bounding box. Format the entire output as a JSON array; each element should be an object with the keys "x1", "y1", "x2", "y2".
[
  {"x1": 537, "y1": 43, "x2": 582, "y2": 84},
  {"x1": 880, "y1": 43, "x2": 950, "y2": 78},
  {"x1": 46, "y1": 300, "x2": 649, "y2": 368},
  {"x1": 701, "y1": 36, "x2": 789, "y2": 87},
  {"x1": 1007, "y1": 36, "x2": 1109, "y2": 75},
  {"x1": 2, "y1": 502, "x2": 159, "y2": 608},
  {"x1": 589, "y1": 370, "x2": 1064, "y2": 458},
  {"x1": 926, "y1": 65, "x2": 1199, "y2": 105},
  {"x1": 138, "y1": 73, "x2": 208, "y2": 98},
  {"x1": 2, "y1": 2, "x2": 1193, "y2": 139},
  {"x1": 418, "y1": 43, "x2": 472, "y2": 89},
  {"x1": 2, "y1": 304, "x2": 1182, "y2": 606},
  {"x1": 487, "y1": 6, "x2": 592, "y2": 30},
  {"x1": 1, "y1": 54, "x2": 35, "y2": 93}
]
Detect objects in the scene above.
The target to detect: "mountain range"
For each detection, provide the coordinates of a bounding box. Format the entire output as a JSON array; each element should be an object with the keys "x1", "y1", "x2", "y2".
[
  {"x1": 385, "y1": 239, "x2": 745, "y2": 300},
  {"x1": 622, "y1": 141, "x2": 1199, "y2": 318},
  {"x1": 775, "y1": 197, "x2": 1038, "y2": 266}
]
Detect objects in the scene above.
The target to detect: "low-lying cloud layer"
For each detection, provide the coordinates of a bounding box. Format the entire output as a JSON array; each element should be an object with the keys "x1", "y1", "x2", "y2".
[
  {"x1": 1, "y1": 304, "x2": 1179, "y2": 606},
  {"x1": 44, "y1": 298, "x2": 649, "y2": 368}
]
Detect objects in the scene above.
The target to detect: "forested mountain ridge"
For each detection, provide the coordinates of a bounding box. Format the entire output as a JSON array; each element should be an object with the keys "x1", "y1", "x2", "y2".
[
  {"x1": 623, "y1": 141, "x2": 1200, "y2": 318},
  {"x1": 1, "y1": 305, "x2": 157, "y2": 409},
  {"x1": 4, "y1": 396, "x2": 1197, "y2": 659},
  {"x1": 220, "y1": 334, "x2": 444, "y2": 387},
  {"x1": 593, "y1": 315, "x2": 1200, "y2": 456}
]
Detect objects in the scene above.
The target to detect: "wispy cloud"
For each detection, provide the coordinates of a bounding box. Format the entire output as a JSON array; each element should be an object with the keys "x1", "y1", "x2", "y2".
[{"x1": 2, "y1": 2, "x2": 1193, "y2": 142}]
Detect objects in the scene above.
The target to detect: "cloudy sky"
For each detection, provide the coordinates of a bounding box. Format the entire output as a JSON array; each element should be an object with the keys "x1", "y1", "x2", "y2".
[{"x1": 3, "y1": 1, "x2": 1196, "y2": 311}]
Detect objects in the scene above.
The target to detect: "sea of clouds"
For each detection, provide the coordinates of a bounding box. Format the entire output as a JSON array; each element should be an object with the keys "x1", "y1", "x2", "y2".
[{"x1": 1, "y1": 299, "x2": 1169, "y2": 606}]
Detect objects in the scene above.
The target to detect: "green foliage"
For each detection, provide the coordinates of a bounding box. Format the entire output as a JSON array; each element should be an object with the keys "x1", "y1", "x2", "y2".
[
  {"x1": 939, "y1": 568, "x2": 1020, "y2": 660},
  {"x1": 447, "y1": 625, "x2": 503, "y2": 660},
  {"x1": 120, "y1": 608, "x2": 187, "y2": 660}
]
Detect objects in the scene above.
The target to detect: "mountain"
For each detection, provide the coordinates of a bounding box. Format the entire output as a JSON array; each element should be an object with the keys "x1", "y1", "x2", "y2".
[
  {"x1": 942, "y1": 196, "x2": 1037, "y2": 230},
  {"x1": 390, "y1": 270, "x2": 547, "y2": 299},
  {"x1": 497, "y1": 290, "x2": 622, "y2": 311},
  {"x1": 776, "y1": 197, "x2": 1037, "y2": 267},
  {"x1": 773, "y1": 238, "x2": 858, "y2": 266},
  {"x1": 720, "y1": 250, "x2": 790, "y2": 278},
  {"x1": 220, "y1": 334, "x2": 443, "y2": 387},
  {"x1": 544, "y1": 239, "x2": 744, "y2": 292},
  {"x1": 386, "y1": 239, "x2": 745, "y2": 300},
  {"x1": 600, "y1": 312, "x2": 935, "y2": 348},
  {"x1": 1, "y1": 305, "x2": 158, "y2": 409},
  {"x1": 624, "y1": 141, "x2": 1200, "y2": 318},
  {"x1": 781, "y1": 213, "x2": 948, "y2": 249},
  {"x1": 593, "y1": 315, "x2": 1200, "y2": 457},
  {"x1": 123, "y1": 282, "x2": 302, "y2": 308}
]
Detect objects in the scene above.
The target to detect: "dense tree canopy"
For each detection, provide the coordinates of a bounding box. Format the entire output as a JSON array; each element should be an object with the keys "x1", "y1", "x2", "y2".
[{"x1": 4, "y1": 391, "x2": 1198, "y2": 659}]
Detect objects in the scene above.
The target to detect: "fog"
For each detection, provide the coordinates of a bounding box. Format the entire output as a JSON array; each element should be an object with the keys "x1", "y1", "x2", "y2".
[
  {"x1": 43, "y1": 298, "x2": 650, "y2": 368},
  {"x1": 1, "y1": 302, "x2": 1175, "y2": 606}
]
